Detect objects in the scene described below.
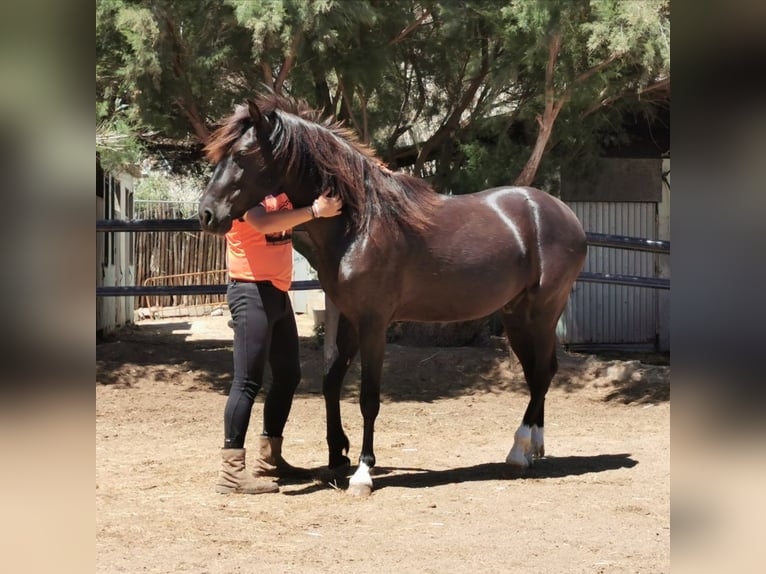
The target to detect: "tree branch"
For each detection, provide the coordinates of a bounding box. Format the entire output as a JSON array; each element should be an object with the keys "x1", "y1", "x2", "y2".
[
  {"x1": 159, "y1": 10, "x2": 210, "y2": 144},
  {"x1": 582, "y1": 76, "x2": 670, "y2": 118},
  {"x1": 339, "y1": 80, "x2": 361, "y2": 136},
  {"x1": 544, "y1": 31, "x2": 563, "y2": 116},
  {"x1": 274, "y1": 30, "x2": 303, "y2": 93},
  {"x1": 174, "y1": 97, "x2": 210, "y2": 143},
  {"x1": 389, "y1": 9, "x2": 431, "y2": 45},
  {"x1": 557, "y1": 50, "x2": 625, "y2": 112},
  {"x1": 515, "y1": 36, "x2": 628, "y2": 186},
  {"x1": 414, "y1": 35, "x2": 490, "y2": 174},
  {"x1": 574, "y1": 51, "x2": 624, "y2": 86},
  {"x1": 261, "y1": 62, "x2": 273, "y2": 86},
  {"x1": 514, "y1": 31, "x2": 563, "y2": 186}
]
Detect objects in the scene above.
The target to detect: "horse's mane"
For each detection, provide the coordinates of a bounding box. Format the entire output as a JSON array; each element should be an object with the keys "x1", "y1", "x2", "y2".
[{"x1": 205, "y1": 93, "x2": 441, "y2": 235}]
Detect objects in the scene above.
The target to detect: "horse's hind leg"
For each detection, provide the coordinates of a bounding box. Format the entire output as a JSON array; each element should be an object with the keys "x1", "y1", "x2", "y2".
[
  {"x1": 322, "y1": 306, "x2": 358, "y2": 472},
  {"x1": 501, "y1": 308, "x2": 559, "y2": 468}
]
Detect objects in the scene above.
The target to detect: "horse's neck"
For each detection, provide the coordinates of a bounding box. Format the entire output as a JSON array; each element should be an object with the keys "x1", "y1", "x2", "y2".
[{"x1": 304, "y1": 218, "x2": 348, "y2": 285}]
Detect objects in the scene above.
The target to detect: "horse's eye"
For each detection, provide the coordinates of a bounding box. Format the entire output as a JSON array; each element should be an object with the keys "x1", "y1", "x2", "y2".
[{"x1": 235, "y1": 149, "x2": 249, "y2": 158}]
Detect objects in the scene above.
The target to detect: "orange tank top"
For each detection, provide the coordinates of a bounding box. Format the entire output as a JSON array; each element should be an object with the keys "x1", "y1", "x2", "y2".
[{"x1": 225, "y1": 193, "x2": 294, "y2": 292}]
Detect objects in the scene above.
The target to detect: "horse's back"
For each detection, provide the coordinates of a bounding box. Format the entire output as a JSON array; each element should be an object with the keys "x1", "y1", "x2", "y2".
[
  {"x1": 444, "y1": 185, "x2": 587, "y2": 288},
  {"x1": 440, "y1": 186, "x2": 585, "y2": 251},
  {"x1": 383, "y1": 186, "x2": 584, "y2": 322},
  {"x1": 470, "y1": 186, "x2": 581, "y2": 226}
]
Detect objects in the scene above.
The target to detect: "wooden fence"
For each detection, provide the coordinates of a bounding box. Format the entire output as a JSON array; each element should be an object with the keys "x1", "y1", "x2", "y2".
[{"x1": 133, "y1": 201, "x2": 227, "y2": 308}]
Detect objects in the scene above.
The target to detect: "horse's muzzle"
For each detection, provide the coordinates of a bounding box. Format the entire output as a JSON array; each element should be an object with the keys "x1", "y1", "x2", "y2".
[{"x1": 198, "y1": 207, "x2": 232, "y2": 235}]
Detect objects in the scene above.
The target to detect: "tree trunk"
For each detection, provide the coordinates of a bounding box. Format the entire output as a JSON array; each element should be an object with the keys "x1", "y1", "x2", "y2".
[
  {"x1": 176, "y1": 98, "x2": 210, "y2": 144},
  {"x1": 514, "y1": 117, "x2": 554, "y2": 186},
  {"x1": 274, "y1": 31, "x2": 303, "y2": 94},
  {"x1": 513, "y1": 31, "x2": 563, "y2": 187},
  {"x1": 514, "y1": 32, "x2": 624, "y2": 186}
]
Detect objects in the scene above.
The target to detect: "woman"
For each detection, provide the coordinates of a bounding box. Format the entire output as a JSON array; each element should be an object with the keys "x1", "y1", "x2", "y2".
[{"x1": 216, "y1": 190, "x2": 342, "y2": 494}]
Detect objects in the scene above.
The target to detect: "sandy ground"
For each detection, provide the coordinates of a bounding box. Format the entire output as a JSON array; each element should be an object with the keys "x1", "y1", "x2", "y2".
[{"x1": 96, "y1": 312, "x2": 669, "y2": 573}]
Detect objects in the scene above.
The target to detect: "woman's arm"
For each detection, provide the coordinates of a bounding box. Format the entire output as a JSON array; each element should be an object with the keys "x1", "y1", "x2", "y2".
[{"x1": 243, "y1": 191, "x2": 343, "y2": 234}]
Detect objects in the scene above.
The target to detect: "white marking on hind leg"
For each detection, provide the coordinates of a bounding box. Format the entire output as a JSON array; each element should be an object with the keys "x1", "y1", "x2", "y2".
[
  {"x1": 506, "y1": 424, "x2": 532, "y2": 467},
  {"x1": 531, "y1": 425, "x2": 545, "y2": 458}
]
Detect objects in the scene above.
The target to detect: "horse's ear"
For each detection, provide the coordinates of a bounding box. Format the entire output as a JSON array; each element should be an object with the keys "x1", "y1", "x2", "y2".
[
  {"x1": 247, "y1": 99, "x2": 262, "y2": 122},
  {"x1": 247, "y1": 99, "x2": 271, "y2": 133}
]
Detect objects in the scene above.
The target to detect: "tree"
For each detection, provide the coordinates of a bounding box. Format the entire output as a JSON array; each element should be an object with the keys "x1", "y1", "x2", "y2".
[
  {"x1": 97, "y1": 0, "x2": 144, "y2": 170},
  {"x1": 97, "y1": 0, "x2": 669, "y2": 188},
  {"x1": 226, "y1": 0, "x2": 414, "y2": 139},
  {"x1": 96, "y1": 0, "x2": 670, "y2": 346},
  {"x1": 505, "y1": 0, "x2": 670, "y2": 186},
  {"x1": 97, "y1": 0, "x2": 258, "y2": 146}
]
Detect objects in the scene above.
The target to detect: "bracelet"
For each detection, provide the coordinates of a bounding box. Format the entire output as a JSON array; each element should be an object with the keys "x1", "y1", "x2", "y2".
[{"x1": 309, "y1": 204, "x2": 317, "y2": 219}]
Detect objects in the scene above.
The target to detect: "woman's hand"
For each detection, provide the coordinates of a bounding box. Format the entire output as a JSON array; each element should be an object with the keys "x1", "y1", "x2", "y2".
[{"x1": 312, "y1": 190, "x2": 343, "y2": 218}]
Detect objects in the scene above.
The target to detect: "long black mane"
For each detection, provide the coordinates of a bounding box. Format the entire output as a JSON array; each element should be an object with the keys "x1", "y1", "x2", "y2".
[{"x1": 206, "y1": 93, "x2": 441, "y2": 234}]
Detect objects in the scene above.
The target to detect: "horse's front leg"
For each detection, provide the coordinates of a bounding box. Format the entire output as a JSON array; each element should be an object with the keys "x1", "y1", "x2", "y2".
[
  {"x1": 322, "y1": 300, "x2": 358, "y2": 472},
  {"x1": 347, "y1": 318, "x2": 386, "y2": 497}
]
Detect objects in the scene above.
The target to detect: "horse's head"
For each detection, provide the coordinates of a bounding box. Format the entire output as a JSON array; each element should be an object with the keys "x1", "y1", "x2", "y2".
[
  {"x1": 199, "y1": 100, "x2": 291, "y2": 235},
  {"x1": 200, "y1": 93, "x2": 434, "y2": 238}
]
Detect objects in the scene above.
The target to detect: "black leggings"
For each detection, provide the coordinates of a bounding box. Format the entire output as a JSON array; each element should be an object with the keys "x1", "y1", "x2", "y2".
[{"x1": 223, "y1": 280, "x2": 301, "y2": 449}]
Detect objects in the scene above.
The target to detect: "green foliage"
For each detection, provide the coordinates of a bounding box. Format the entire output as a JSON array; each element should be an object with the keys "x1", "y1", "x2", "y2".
[
  {"x1": 97, "y1": 0, "x2": 257, "y2": 142},
  {"x1": 443, "y1": 0, "x2": 670, "y2": 191},
  {"x1": 96, "y1": 117, "x2": 144, "y2": 173},
  {"x1": 134, "y1": 172, "x2": 206, "y2": 203},
  {"x1": 96, "y1": 0, "x2": 670, "y2": 189}
]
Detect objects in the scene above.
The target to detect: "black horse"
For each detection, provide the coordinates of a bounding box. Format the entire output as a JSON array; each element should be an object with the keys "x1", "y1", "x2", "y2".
[{"x1": 199, "y1": 94, "x2": 587, "y2": 495}]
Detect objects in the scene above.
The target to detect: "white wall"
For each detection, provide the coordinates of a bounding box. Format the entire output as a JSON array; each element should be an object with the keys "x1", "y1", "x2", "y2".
[
  {"x1": 289, "y1": 248, "x2": 324, "y2": 315},
  {"x1": 97, "y1": 170, "x2": 136, "y2": 335}
]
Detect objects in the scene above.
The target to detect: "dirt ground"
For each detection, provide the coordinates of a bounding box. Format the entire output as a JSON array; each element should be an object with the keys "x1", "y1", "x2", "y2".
[{"x1": 96, "y1": 312, "x2": 670, "y2": 574}]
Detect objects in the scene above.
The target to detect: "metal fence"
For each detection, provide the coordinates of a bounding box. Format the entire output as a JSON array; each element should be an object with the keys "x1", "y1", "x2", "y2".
[{"x1": 96, "y1": 218, "x2": 670, "y2": 299}]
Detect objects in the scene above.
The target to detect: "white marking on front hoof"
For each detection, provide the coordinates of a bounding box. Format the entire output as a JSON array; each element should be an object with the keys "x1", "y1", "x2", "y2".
[
  {"x1": 348, "y1": 462, "x2": 373, "y2": 496},
  {"x1": 506, "y1": 424, "x2": 532, "y2": 467},
  {"x1": 531, "y1": 425, "x2": 545, "y2": 458},
  {"x1": 505, "y1": 448, "x2": 530, "y2": 468},
  {"x1": 347, "y1": 482, "x2": 373, "y2": 497}
]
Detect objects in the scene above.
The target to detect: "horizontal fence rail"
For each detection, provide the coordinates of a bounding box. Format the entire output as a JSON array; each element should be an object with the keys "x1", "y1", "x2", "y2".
[
  {"x1": 96, "y1": 218, "x2": 201, "y2": 232},
  {"x1": 583, "y1": 232, "x2": 669, "y2": 254},
  {"x1": 98, "y1": 280, "x2": 322, "y2": 297},
  {"x1": 96, "y1": 219, "x2": 670, "y2": 296},
  {"x1": 576, "y1": 272, "x2": 669, "y2": 290},
  {"x1": 97, "y1": 219, "x2": 671, "y2": 254}
]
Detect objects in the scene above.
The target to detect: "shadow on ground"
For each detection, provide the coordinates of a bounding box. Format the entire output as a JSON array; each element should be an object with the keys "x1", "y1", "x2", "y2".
[
  {"x1": 97, "y1": 322, "x2": 669, "y2": 405},
  {"x1": 281, "y1": 453, "x2": 638, "y2": 495}
]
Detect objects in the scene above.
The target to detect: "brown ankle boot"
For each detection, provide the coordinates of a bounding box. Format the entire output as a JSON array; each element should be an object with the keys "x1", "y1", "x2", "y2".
[
  {"x1": 252, "y1": 436, "x2": 313, "y2": 480},
  {"x1": 215, "y1": 448, "x2": 279, "y2": 494}
]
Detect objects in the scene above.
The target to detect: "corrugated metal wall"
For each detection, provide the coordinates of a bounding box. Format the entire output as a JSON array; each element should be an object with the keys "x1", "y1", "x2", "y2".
[{"x1": 559, "y1": 201, "x2": 661, "y2": 351}]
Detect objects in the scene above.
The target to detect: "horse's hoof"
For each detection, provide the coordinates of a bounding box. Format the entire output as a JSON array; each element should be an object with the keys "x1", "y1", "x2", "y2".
[
  {"x1": 504, "y1": 456, "x2": 530, "y2": 479},
  {"x1": 347, "y1": 482, "x2": 373, "y2": 497},
  {"x1": 328, "y1": 457, "x2": 351, "y2": 473},
  {"x1": 505, "y1": 450, "x2": 531, "y2": 469},
  {"x1": 330, "y1": 461, "x2": 352, "y2": 477},
  {"x1": 316, "y1": 464, "x2": 350, "y2": 483}
]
